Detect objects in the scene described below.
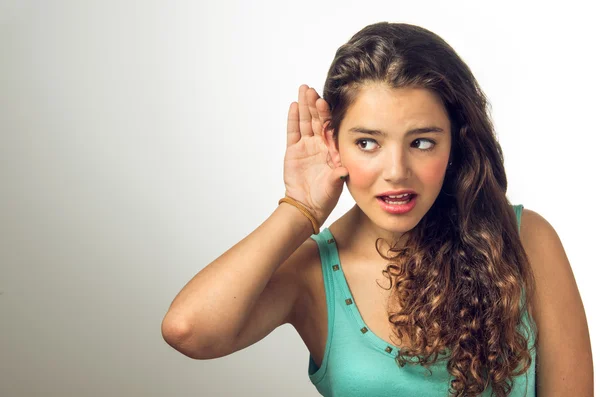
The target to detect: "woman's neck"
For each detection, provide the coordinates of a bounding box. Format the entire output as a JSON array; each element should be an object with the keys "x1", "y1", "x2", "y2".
[{"x1": 330, "y1": 204, "x2": 410, "y2": 262}]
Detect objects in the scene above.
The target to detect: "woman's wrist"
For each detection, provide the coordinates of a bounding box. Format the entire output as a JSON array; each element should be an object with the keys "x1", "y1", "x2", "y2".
[
  {"x1": 278, "y1": 197, "x2": 320, "y2": 234},
  {"x1": 276, "y1": 200, "x2": 319, "y2": 236}
]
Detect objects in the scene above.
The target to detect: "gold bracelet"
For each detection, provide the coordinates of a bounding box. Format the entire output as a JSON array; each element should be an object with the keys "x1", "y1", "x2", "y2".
[{"x1": 278, "y1": 197, "x2": 320, "y2": 235}]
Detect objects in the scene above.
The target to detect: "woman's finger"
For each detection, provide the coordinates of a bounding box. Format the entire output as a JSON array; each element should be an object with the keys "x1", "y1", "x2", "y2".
[
  {"x1": 298, "y1": 84, "x2": 313, "y2": 137},
  {"x1": 306, "y1": 88, "x2": 322, "y2": 136},
  {"x1": 316, "y1": 98, "x2": 332, "y2": 135},
  {"x1": 286, "y1": 101, "x2": 300, "y2": 148}
]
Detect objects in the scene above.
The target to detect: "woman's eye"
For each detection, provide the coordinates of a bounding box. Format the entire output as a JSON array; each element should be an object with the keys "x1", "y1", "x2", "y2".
[
  {"x1": 356, "y1": 138, "x2": 378, "y2": 151},
  {"x1": 413, "y1": 138, "x2": 435, "y2": 151},
  {"x1": 356, "y1": 138, "x2": 436, "y2": 152}
]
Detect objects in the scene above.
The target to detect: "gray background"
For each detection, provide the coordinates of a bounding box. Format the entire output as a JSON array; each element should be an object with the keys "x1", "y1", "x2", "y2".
[{"x1": 1, "y1": 1, "x2": 598, "y2": 396}]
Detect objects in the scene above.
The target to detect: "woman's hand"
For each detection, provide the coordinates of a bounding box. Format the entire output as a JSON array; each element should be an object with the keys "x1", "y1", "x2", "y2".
[{"x1": 283, "y1": 85, "x2": 348, "y2": 227}]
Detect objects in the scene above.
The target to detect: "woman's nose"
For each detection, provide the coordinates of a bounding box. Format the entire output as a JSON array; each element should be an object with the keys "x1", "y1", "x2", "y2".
[{"x1": 382, "y1": 150, "x2": 411, "y2": 182}]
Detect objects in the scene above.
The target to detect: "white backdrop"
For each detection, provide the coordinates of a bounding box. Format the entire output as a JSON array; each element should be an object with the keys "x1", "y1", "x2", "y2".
[{"x1": 1, "y1": 1, "x2": 598, "y2": 396}]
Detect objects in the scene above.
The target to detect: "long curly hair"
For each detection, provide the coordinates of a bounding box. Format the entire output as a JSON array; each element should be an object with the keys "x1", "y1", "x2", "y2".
[{"x1": 322, "y1": 22, "x2": 537, "y2": 396}]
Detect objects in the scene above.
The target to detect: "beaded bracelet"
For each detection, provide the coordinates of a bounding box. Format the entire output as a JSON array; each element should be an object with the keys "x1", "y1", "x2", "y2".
[{"x1": 278, "y1": 197, "x2": 320, "y2": 235}]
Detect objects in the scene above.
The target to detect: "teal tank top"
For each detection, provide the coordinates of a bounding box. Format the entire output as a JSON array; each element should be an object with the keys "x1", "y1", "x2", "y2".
[{"x1": 308, "y1": 204, "x2": 536, "y2": 396}]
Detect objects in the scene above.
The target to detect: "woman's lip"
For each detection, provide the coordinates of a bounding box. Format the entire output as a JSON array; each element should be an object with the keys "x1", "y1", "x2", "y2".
[
  {"x1": 377, "y1": 190, "x2": 417, "y2": 197},
  {"x1": 377, "y1": 195, "x2": 418, "y2": 214},
  {"x1": 377, "y1": 193, "x2": 418, "y2": 198}
]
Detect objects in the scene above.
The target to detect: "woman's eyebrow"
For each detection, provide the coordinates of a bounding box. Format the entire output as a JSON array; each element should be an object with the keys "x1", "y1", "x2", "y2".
[{"x1": 348, "y1": 126, "x2": 445, "y2": 136}]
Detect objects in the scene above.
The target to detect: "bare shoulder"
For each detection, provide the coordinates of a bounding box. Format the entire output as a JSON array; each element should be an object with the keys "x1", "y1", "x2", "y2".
[
  {"x1": 286, "y1": 236, "x2": 322, "y2": 326},
  {"x1": 519, "y1": 209, "x2": 579, "y2": 293},
  {"x1": 264, "y1": 235, "x2": 320, "y2": 326},
  {"x1": 286, "y1": 236, "x2": 321, "y2": 291},
  {"x1": 520, "y1": 208, "x2": 560, "y2": 245},
  {"x1": 519, "y1": 208, "x2": 593, "y2": 395},
  {"x1": 519, "y1": 208, "x2": 580, "y2": 318}
]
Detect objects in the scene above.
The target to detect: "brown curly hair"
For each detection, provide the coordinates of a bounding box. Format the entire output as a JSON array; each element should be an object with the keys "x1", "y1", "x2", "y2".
[{"x1": 322, "y1": 22, "x2": 538, "y2": 396}]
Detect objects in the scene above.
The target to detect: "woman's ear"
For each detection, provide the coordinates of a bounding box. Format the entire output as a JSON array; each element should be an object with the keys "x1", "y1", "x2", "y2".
[{"x1": 323, "y1": 123, "x2": 343, "y2": 168}]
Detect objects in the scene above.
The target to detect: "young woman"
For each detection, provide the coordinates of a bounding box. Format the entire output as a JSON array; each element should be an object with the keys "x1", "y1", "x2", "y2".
[{"x1": 161, "y1": 22, "x2": 593, "y2": 396}]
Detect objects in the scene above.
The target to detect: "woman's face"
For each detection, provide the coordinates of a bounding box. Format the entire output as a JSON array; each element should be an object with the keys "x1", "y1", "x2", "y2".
[{"x1": 328, "y1": 83, "x2": 452, "y2": 237}]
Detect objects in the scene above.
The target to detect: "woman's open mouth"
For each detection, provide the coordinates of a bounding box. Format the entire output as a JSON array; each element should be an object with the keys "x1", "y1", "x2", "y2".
[{"x1": 376, "y1": 194, "x2": 417, "y2": 214}]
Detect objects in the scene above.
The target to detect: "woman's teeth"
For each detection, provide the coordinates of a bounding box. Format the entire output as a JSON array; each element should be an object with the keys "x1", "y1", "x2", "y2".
[{"x1": 382, "y1": 195, "x2": 411, "y2": 204}]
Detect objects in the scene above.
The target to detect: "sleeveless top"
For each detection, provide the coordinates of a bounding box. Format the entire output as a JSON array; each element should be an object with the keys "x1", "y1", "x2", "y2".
[{"x1": 307, "y1": 204, "x2": 536, "y2": 396}]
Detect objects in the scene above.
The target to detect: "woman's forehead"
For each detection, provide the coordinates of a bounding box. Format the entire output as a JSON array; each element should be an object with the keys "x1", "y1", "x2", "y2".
[{"x1": 340, "y1": 84, "x2": 450, "y2": 133}]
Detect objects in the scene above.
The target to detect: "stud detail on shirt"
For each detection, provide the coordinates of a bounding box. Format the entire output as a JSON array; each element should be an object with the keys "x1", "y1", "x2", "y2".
[
  {"x1": 385, "y1": 346, "x2": 393, "y2": 353},
  {"x1": 345, "y1": 298, "x2": 353, "y2": 305},
  {"x1": 327, "y1": 238, "x2": 334, "y2": 244},
  {"x1": 332, "y1": 264, "x2": 340, "y2": 271},
  {"x1": 360, "y1": 327, "x2": 368, "y2": 334}
]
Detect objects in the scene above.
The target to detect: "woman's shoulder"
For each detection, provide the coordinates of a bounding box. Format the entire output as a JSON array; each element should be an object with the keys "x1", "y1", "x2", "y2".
[
  {"x1": 284, "y1": 235, "x2": 327, "y2": 329},
  {"x1": 294, "y1": 235, "x2": 322, "y2": 279},
  {"x1": 281, "y1": 235, "x2": 324, "y2": 295},
  {"x1": 281, "y1": 235, "x2": 321, "y2": 290},
  {"x1": 519, "y1": 208, "x2": 551, "y2": 237},
  {"x1": 519, "y1": 207, "x2": 565, "y2": 280},
  {"x1": 519, "y1": 208, "x2": 563, "y2": 259},
  {"x1": 518, "y1": 208, "x2": 593, "y2": 393}
]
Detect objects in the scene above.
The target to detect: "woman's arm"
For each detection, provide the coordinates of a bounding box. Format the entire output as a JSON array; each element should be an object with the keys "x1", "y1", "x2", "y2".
[
  {"x1": 520, "y1": 209, "x2": 593, "y2": 396},
  {"x1": 161, "y1": 203, "x2": 314, "y2": 359}
]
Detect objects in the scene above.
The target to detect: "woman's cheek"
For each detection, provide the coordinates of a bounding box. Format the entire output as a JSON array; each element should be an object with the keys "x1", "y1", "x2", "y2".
[
  {"x1": 419, "y1": 158, "x2": 449, "y2": 187},
  {"x1": 345, "y1": 159, "x2": 379, "y2": 188}
]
